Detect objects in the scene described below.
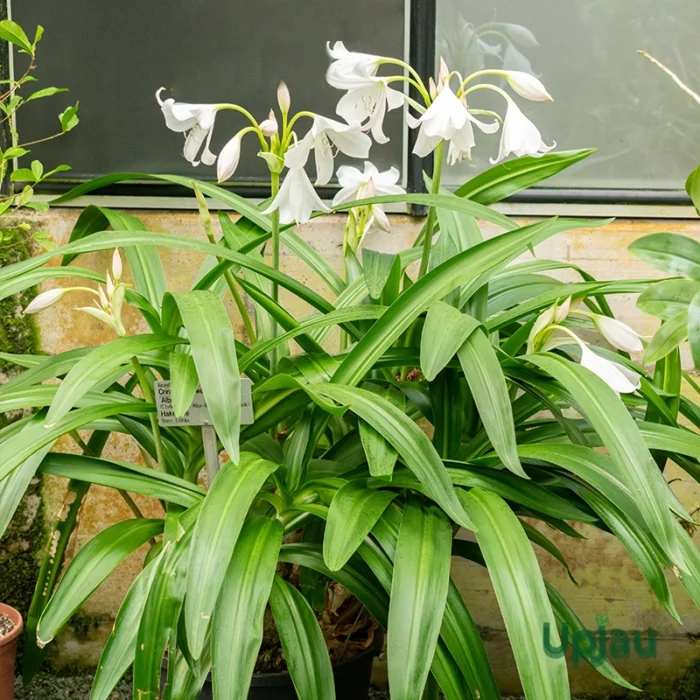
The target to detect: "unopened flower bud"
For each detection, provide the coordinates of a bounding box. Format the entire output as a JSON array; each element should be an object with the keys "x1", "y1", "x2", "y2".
[
  {"x1": 24, "y1": 287, "x2": 67, "y2": 314},
  {"x1": 112, "y1": 249, "x2": 123, "y2": 282},
  {"x1": 429, "y1": 77, "x2": 438, "y2": 101},
  {"x1": 217, "y1": 135, "x2": 242, "y2": 183},
  {"x1": 438, "y1": 57, "x2": 450, "y2": 86},
  {"x1": 277, "y1": 82, "x2": 291, "y2": 113},
  {"x1": 501, "y1": 70, "x2": 552, "y2": 102},
  {"x1": 259, "y1": 110, "x2": 278, "y2": 137}
]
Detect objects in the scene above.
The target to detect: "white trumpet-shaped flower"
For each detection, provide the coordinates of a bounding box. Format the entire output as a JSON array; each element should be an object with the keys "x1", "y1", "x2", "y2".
[
  {"x1": 263, "y1": 167, "x2": 331, "y2": 225},
  {"x1": 217, "y1": 135, "x2": 242, "y2": 183},
  {"x1": 156, "y1": 88, "x2": 220, "y2": 166},
  {"x1": 336, "y1": 79, "x2": 404, "y2": 145},
  {"x1": 326, "y1": 41, "x2": 381, "y2": 89},
  {"x1": 333, "y1": 161, "x2": 405, "y2": 232},
  {"x1": 580, "y1": 346, "x2": 641, "y2": 394},
  {"x1": 592, "y1": 315, "x2": 644, "y2": 353},
  {"x1": 287, "y1": 116, "x2": 372, "y2": 186},
  {"x1": 446, "y1": 97, "x2": 500, "y2": 165},
  {"x1": 406, "y1": 85, "x2": 467, "y2": 157},
  {"x1": 491, "y1": 98, "x2": 555, "y2": 164},
  {"x1": 24, "y1": 287, "x2": 68, "y2": 314}
]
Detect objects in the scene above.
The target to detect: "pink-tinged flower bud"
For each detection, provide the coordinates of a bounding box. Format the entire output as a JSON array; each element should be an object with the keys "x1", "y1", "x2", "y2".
[
  {"x1": 24, "y1": 287, "x2": 67, "y2": 314},
  {"x1": 112, "y1": 249, "x2": 123, "y2": 281},
  {"x1": 277, "y1": 82, "x2": 291, "y2": 113},
  {"x1": 259, "y1": 110, "x2": 278, "y2": 137},
  {"x1": 501, "y1": 70, "x2": 553, "y2": 101}
]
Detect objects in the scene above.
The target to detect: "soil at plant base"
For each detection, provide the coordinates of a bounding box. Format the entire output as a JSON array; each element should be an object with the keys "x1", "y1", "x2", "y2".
[{"x1": 0, "y1": 613, "x2": 16, "y2": 637}]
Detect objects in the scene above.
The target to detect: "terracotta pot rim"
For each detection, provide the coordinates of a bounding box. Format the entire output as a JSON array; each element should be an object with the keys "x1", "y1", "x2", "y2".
[{"x1": 0, "y1": 602, "x2": 24, "y2": 647}]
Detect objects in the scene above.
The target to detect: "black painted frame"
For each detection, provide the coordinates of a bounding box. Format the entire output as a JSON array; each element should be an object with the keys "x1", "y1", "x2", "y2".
[{"x1": 1, "y1": 0, "x2": 693, "y2": 207}]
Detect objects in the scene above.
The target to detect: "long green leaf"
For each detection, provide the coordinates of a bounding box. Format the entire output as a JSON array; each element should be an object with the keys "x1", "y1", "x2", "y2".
[
  {"x1": 38, "y1": 518, "x2": 164, "y2": 644},
  {"x1": 312, "y1": 384, "x2": 473, "y2": 529},
  {"x1": 185, "y1": 454, "x2": 280, "y2": 658},
  {"x1": 629, "y1": 233, "x2": 700, "y2": 280},
  {"x1": 90, "y1": 555, "x2": 161, "y2": 700},
  {"x1": 460, "y1": 488, "x2": 570, "y2": 700},
  {"x1": 644, "y1": 312, "x2": 688, "y2": 364},
  {"x1": 637, "y1": 279, "x2": 700, "y2": 320},
  {"x1": 44, "y1": 334, "x2": 184, "y2": 426},
  {"x1": 527, "y1": 353, "x2": 684, "y2": 568},
  {"x1": 388, "y1": 499, "x2": 452, "y2": 700},
  {"x1": 323, "y1": 481, "x2": 397, "y2": 571},
  {"x1": 269, "y1": 575, "x2": 335, "y2": 700},
  {"x1": 170, "y1": 352, "x2": 198, "y2": 418},
  {"x1": 173, "y1": 291, "x2": 241, "y2": 462},
  {"x1": 458, "y1": 327, "x2": 525, "y2": 478},
  {"x1": 455, "y1": 149, "x2": 596, "y2": 203},
  {"x1": 212, "y1": 516, "x2": 283, "y2": 700}
]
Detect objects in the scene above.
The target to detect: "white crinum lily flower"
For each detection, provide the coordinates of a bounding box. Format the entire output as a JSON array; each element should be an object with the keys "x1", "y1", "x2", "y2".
[
  {"x1": 286, "y1": 116, "x2": 372, "y2": 186},
  {"x1": 580, "y1": 346, "x2": 641, "y2": 394},
  {"x1": 263, "y1": 167, "x2": 331, "y2": 226},
  {"x1": 491, "y1": 97, "x2": 555, "y2": 164},
  {"x1": 407, "y1": 85, "x2": 498, "y2": 159},
  {"x1": 592, "y1": 315, "x2": 644, "y2": 353},
  {"x1": 156, "y1": 88, "x2": 220, "y2": 166},
  {"x1": 24, "y1": 287, "x2": 68, "y2": 314},
  {"x1": 501, "y1": 71, "x2": 552, "y2": 102},
  {"x1": 333, "y1": 161, "x2": 405, "y2": 232},
  {"x1": 217, "y1": 135, "x2": 242, "y2": 183},
  {"x1": 336, "y1": 79, "x2": 404, "y2": 145},
  {"x1": 326, "y1": 41, "x2": 381, "y2": 88}
]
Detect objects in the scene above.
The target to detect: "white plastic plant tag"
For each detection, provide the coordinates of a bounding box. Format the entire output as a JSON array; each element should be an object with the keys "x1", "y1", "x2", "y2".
[{"x1": 155, "y1": 379, "x2": 254, "y2": 426}]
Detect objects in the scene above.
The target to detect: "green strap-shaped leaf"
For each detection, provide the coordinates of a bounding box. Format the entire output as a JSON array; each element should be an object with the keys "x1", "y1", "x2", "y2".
[
  {"x1": 170, "y1": 352, "x2": 198, "y2": 418},
  {"x1": 629, "y1": 232, "x2": 700, "y2": 280},
  {"x1": 90, "y1": 555, "x2": 161, "y2": 700},
  {"x1": 212, "y1": 517, "x2": 283, "y2": 700},
  {"x1": 38, "y1": 453, "x2": 204, "y2": 508},
  {"x1": 545, "y1": 582, "x2": 638, "y2": 691},
  {"x1": 637, "y1": 279, "x2": 700, "y2": 320},
  {"x1": 519, "y1": 521, "x2": 578, "y2": 585},
  {"x1": 579, "y1": 486, "x2": 680, "y2": 622},
  {"x1": 323, "y1": 481, "x2": 397, "y2": 571},
  {"x1": 644, "y1": 312, "x2": 688, "y2": 364},
  {"x1": 0, "y1": 401, "x2": 152, "y2": 481},
  {"x1": 269, "y1": 575, "x2": 336, "y2": 700},
  {"x1": 689, "y1": 291, "x2": 700, "y2": 369},
  {"x1": 527, "y1": 353, "x2": 685, "y2": 568},
  {"x1": 363, "y1": 249, "x2": 399, "y2": 299},
  {"x1": 173, "y1": 291, "x2": 241, "y2": 463},
  {"x1": 61, "y1": 204, "x2": 110, "y2": 265},
  {"x1": 358, "y1": 383, "x2": 403, "y2": 478},
  {"x1": 38, "y1": 518, "x2": 164, "y2": 644},
  {"x1": 133, "y1": 529, "x2": 192, "y2": 700},
  {"x1": 185, "y1": 454, "x2": 280, "y2": 658},
  {"x1": 44, "y1": 334, "x2": 184, "y2": 426},
  {"x1": 421, "y1": 301, "x2": 480, "y2": 381},
  {"x1": 457, "y1": 326, "x2": 525, "y2": 478},
  {"x1": 460, "y1": 488, "x2": 570, "y2": 700},
  {"x1": 282, "y1": 229, "x2": 345, "y2": 295},
  {"x1": 0, "y1": 266, "x2": 103, "y2": 302},
  {"x1": 455, "y1": 149, "x2": 595, "y2": 204},
  {"x1": 312, "y1": 384, "x2": 473, "y2": 529},
  {"x1": 388, "y1": 500, "x2": 452, "y2": 700}
]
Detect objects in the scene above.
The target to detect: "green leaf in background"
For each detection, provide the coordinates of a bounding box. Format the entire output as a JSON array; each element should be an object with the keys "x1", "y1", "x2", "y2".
[
  {"x1": 689, "y1": 291, "x2": 700, "y2": 368},
  {"x1": 170, "y1": 352, "x2": 198, "y2": 418},
  {"x1": 421, "y1": 301, "x2": 480, "y2": 381},
  {"x1": 269, "y1": 575, "x2": 335, "y2": 700},
  {"x1": 363, "y1": 249, "x2": 399, "y2": 299},
  {"x1": 388, "y1": 500, "x2": 452, "y2": 700},
  {"x1": 61, "y1": 205, "x2": 110, "y2": 265},
  {"x1": 212, "y1": 517, "x2": 283, "y2": 700},
  {"x1": 455, "y1": 149, "x2": 595, "y2": 203},
  {"x1": 37, "y1": 518, "x2": 164, "y2": 644},
  {"x1": 686, "y1": 164, "x2": 700, "y2": 214},
  {"x1": 173, "y1": 291, "x2": 241, "y2": 463},
  {"x1": 457, "y1": 326, "x2": 525, "y2": 478},
  {"x1": 59, "y1": 102, "x2": 80, "y2": 133},
  {"x1": 460, "y1": 488, "x2": 570, "y2": 700},
  {"x1": 323, "y1": 481, "x2": 397, "y2": 571},
  {"x1": 25, "y1": 86, "x2": 69, "y2": 103},
  {"x1": 630, "y1": 233, "x2": 700, "y2": 280},
  {"x1": 644, "y1": 312, "x2": 688, "y2": 364},
  {"x1": 90, "y1": 555, "x2": 161, "y2": 700},
  {"x1": 185, "y1": 454, "x2": 280, "y2": 658},
  {"x1": 637, "y1": 279, "x2": 700, "y2": 320}
]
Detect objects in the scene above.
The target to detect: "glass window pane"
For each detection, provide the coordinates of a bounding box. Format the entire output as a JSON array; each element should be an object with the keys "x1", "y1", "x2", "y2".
[
  {"x1": 12, "y1": 0, "x2": 406, "y2": 184},
  {"x1": 437, "y1": 0, "x2": 700, "y2": 190}
]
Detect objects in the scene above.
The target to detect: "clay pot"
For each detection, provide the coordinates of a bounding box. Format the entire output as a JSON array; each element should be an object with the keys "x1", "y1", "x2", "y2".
[{"x1": 0, "y1": 604, "x2": 22, "y2": 700}]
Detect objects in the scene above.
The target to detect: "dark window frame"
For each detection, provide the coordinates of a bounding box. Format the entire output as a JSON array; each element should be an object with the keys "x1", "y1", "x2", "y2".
[{"x1": 2, "y1": 0, "x2": 693, "y2": 208}]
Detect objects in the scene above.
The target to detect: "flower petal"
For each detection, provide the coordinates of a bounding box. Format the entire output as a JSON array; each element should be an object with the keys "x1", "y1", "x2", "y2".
[{"x1": 580, "y1": 346, "x2": 640, "y2": 394}]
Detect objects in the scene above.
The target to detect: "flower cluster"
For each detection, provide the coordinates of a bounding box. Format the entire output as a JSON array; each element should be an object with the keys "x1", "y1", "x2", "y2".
[
  {"x1": 529, "y1": 297, "x2": 644, "y2": 394},
  {"x1": 25, "y1": 250, "x2": 128, "y2": 336},
  {"x1": 156, "y1": 41, "x2": 556, "y2": 230}
]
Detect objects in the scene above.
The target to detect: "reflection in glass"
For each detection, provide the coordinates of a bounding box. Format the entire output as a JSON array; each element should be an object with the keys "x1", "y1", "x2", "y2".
[{"x1": 438, "y1": 0, "x2": 700, "y2": 190}]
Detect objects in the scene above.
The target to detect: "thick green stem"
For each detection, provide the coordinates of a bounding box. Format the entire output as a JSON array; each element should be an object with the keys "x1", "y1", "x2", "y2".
[
  {"x1": 270, "y1": 171, "x2": 281, "y2": 375},
  {"x1": 131, "y1": 356, "x2": 167, "y2": 471},
  {"x1": 418, "y1": 140, "x2": 445, "y2": 278}
]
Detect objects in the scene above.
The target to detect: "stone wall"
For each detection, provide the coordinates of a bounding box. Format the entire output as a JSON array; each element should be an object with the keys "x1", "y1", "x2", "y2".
[{"x1": 4, "y1": 207, "x2": 700, "y2": 694}]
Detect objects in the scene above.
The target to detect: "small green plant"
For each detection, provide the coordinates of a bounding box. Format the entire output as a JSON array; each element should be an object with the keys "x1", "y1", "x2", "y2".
[
  {"x1": 0, "y1": 19, "x2": 78, "y2": 249},
  {"x1": 1, "y1": 42, "x2": 699, "y2": 700}
]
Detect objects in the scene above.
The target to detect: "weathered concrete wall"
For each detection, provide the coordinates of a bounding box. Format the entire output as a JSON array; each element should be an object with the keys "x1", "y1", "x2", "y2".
[{"x1": 5, "y1": 207, "x2": 700, "y2": 694}]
